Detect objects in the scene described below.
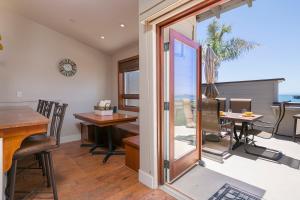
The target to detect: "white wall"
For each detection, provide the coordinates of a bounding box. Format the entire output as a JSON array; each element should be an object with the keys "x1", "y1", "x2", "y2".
[
  {"x1": 202, "y1": 80, "x2": 281, "y2": 122},
  {"x1": 111, "y1": 43, "x2": 139, "y2": 121},
  {"x1": 0, "y1": 10, "x2": 112, "y2": 140}
]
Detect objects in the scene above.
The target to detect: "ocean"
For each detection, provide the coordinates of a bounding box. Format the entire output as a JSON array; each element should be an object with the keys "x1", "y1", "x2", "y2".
[
  {"x1": 175, "y1": 94, "x2": 300, "y2": 102},
  {"x1": 278, "y1": 94, "x2": 300, "y2": 102}
]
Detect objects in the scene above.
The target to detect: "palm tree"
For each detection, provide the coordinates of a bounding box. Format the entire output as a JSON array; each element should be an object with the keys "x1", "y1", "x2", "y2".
[{"x1": 204, "y1": 20, "x2": 259, "y2": 80}]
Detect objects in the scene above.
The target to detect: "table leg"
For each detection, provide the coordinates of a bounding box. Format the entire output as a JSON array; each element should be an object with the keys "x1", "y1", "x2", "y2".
[
  {"x1": 232, "y1": 125, "x2": 242, "y2": 150},
  {"x1": 91, "y1": 126, "x2": 125, "y2": 163},
  {"x1": 232, "y1": 122, "x2": 248, "y2": 150},
  {"x1": 293, "y1": 118, "x2": 297, "y2": 142},
  {"x1": 90, "y1": 126, "x2": 105, "y2": 154}
]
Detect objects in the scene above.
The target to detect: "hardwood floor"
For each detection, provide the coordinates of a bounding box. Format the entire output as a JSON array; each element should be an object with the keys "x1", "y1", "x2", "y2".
[{"x1": 15, "y1": 141, "x2": 174, "y2": 200}]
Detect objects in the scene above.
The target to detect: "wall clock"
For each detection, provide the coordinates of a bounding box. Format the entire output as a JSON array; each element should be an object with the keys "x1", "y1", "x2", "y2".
[{"x1": 58, "y1": 58, "x2": 77, "y2": 77}]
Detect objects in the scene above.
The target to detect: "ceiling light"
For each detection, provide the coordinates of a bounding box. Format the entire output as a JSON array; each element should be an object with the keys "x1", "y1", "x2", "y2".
[
  {"x1": 100, "y1": 36, "x2": 105, "y2": 39},
  {"x1": 120, "y1": 24, "x2": 125, "y2": 28}
]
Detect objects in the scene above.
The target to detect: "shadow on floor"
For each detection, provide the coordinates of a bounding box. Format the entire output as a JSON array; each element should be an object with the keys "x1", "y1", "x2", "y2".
[
  {"x1": 175, "y1": 135, "x2": 196, "y2": 145},
  {"x1": 227, "y1": 143, "x2": 300, "y2": 170}
]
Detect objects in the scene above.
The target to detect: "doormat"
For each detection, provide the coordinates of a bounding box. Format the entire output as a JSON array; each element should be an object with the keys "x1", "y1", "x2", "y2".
[{"x1": 209, "y1": 183, "x2": 261, "y2": 200}]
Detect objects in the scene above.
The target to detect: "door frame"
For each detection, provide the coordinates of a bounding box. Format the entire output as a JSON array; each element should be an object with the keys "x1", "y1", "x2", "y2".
[{"x1": 156, "y1": 0, "x2": 229, "y2": 185}]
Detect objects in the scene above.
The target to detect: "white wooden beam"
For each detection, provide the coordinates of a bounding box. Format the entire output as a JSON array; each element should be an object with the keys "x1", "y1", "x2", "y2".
[
  {"x1": 247, "y1": 0, "x2": 253, "y2": 7},
  {"x1": 212, "y1": 5, "x2": 221, "y2": 19}
]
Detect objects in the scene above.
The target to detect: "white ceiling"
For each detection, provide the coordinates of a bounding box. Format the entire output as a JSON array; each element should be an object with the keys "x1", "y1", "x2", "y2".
[{"x1": 1, "y1": 0, "x2": 139, "y2": 55}]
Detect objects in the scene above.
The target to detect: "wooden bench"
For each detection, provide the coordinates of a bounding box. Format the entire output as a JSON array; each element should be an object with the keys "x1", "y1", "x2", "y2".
[
  {"x1": 115, "y1": 123, "x2": 139, "y2": 136},
  {"x1": 80, "y1": 122, "x2": 95, "y2": 147},
  {"x1": 123, "y1": 136, "x2": 140, "y2": 172}
]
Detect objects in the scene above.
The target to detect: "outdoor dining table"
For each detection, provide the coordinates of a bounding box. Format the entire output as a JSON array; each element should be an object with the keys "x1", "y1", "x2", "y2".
[{"x1": 220, "y1": 112, "x2": 263, "y2": 150}]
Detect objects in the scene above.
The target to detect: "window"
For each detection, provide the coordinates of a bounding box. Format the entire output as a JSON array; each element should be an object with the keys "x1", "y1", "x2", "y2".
[{"x1": 118, "y1": 55, "x2": 139, "y2": 112}]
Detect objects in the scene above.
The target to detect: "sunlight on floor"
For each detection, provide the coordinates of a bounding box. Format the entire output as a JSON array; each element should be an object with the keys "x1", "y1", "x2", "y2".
[
  {"x1": 172, "y1": 136, "x2": 300, "y2": 200},
  {"x1": 174, "y1": 126, "x2": 196, "y2": 159}
]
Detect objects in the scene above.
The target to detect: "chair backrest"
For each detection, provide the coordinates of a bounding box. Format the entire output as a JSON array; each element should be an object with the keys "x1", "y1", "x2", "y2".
[
  {"x1": 229, "y1": 98, "x2": 252, "y2": 113},
  {"x1": 202, "y1": 99, "x2": 221, "y2": 133},
  {"x1": 273, "y1": 102, "x2": 286, "y2": 134},
  {"x1": 182, "y1": 98, "x2": 196, "y2": 128},
  {"x1": 49, "y1": 103, "x2": 68, "y2": 146},
  {"x1": 216, "y1": 97, "x2": 226, "y2": 112},
  {"x1": 42, "y1": 101, "x2": 54, "y2": 118},
  {"x1": 36, "y1": 99, "x2": 45, "y2": 114}
]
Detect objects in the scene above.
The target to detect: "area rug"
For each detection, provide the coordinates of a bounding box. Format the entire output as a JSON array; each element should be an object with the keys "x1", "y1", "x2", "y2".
[{"x1": 209, "y1": 183, "x2": 262, "y2": 200}]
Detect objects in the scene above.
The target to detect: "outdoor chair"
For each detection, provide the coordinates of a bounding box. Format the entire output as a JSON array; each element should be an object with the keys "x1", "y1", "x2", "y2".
[
  {"x1": 244, "y1": 102, "x2": 286, "y2": 161},
  {"x1": 202, "y1": 99, "x2": 234, "y2": 151},
  {"x1": 230, "y1": 98, "x2": 252, "y2": 139},
  {"x1": 182, "y1": 98, "x2": 196, "y2": 128},
  {"x1": 229, "y1": 98, "x2": 252, "y2": 113},
  {"x1": 6, "y1": 103, "x2": 68, "y2": 200},
  {"x1": 216, "y1": 97, "x2": 226, "y2": 112}
]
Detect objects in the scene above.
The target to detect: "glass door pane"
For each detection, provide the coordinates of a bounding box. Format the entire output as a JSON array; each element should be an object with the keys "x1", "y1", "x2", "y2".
[{"x1": 173, "y1": 39, "x2": 197, "y2": 160}]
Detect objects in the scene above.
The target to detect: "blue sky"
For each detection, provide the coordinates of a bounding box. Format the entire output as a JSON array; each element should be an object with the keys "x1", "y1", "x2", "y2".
[
  {"x1": 174, "y1": 39, "x2": 197, "y2": 97},
  {"x1": 197, "y1": 0, "x2": 300, "y2": 95}
]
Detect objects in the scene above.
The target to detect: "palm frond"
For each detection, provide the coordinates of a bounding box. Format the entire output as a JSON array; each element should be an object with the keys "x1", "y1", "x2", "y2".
[
  {"x1": 222, "y1": 38, "x2": 259, "y2": 62},
  {"x1": 204, "y1": 20, "x2": 259, "y2": 79},
  {"x1": 219, "y1": 24, "x2": 232, "y2": 41}
]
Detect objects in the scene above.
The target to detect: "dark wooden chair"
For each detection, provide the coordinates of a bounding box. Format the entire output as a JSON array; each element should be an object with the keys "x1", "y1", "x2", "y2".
[{"x1": 7, "y1": 103, "x2": 68, "y2": 200}]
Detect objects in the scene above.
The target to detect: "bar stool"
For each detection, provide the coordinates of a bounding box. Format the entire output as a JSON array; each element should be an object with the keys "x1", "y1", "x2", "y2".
[
  {"x1": 28, "y1": 100, "x2": 54, "y2": 174},
  {"x1": 6, "y1": 103, "x2": 68, "y2": 200},
  {"x1": 37, "y1": 100, "x2": 54, "y2": 118}
]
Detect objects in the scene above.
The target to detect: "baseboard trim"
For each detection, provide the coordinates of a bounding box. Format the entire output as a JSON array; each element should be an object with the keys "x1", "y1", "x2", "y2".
[
  {"x1": 60, "y1": 134, "x2": 81, "y2": 144},
  {"x1": 160, "y1": 184, "x2": 193, "y2": 200},
  {"x1": 139, "y1": 170, "x2": 156, "y2": 189}
]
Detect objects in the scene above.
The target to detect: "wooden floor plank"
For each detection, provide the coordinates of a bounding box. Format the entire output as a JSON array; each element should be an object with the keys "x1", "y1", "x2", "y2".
[{"x1": 14, "y1": 141, "x2": 174, "y2": 200}]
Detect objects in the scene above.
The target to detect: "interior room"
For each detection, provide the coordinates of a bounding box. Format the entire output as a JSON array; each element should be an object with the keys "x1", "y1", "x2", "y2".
[
  {"x1": 0, "y1": 0, "x2": 154, "y2": 199},
  {"x1": 1, "y1": 0, "x2": 300, "y2": 200}
]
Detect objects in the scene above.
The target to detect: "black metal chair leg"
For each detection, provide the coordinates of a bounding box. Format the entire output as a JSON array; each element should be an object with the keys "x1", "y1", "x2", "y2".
[
  {"x1": 44, "y1": 153, "x2": 51, "y2": 187},
  {"x1": 46, "y1": 152, "x2": 58, "y2": 200},
  {"x1": 8, "y1": 159, "x2": 18, "y2": 200},
  {"x1": 41, "y1": 154, "x2": 46, "y2": 176}
]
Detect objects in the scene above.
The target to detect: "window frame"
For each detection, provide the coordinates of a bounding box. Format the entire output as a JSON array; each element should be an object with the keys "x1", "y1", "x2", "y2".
[{"x1": 118, "y1": 55, "x2": 139, "y2": 112}]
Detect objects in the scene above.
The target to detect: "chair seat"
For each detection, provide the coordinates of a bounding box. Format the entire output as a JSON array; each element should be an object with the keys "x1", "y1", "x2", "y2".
[
  {"x1": 24, "y1": 133, "x2": 47, "y2": 142},
  {"x1": 14, "y1": 136, "x2": 57, "y2": 159}
]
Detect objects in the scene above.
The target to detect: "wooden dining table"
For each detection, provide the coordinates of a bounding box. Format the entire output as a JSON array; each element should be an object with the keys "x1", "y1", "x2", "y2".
[
  {"x1": 0, "y1": 106, "x2": 49, "y2": 172},
  {"x1": 74, "y1": 112, "x2": 137, "y2": 163},
  {"x1": 220, "y1": 112, "x2": 263, "y2": 150}
]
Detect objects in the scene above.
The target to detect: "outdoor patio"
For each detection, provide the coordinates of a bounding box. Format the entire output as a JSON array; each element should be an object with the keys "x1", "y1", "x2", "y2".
[
  {"x1": 170, "y1": 77, "x2": 300, "y2": 200},
  {"x1": 172, "y1": 135, "x2": 300, "y2": 200}
]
